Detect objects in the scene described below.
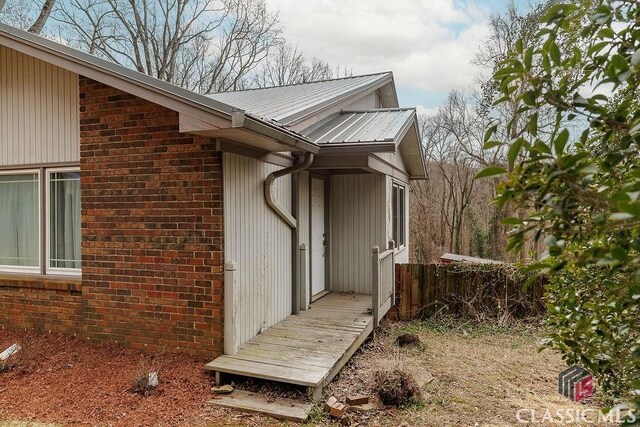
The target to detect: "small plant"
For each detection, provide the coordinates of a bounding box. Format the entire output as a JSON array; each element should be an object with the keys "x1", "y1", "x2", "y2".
[
  {"x1": 374, "y1": 369, "x2": 422, "y2": 407},
  {"x1": 306, "y1": 402, "x2": 328, "y2": 424},
  {"x1": 132, "y1": 366, "x2": 159, "y2": 397}
]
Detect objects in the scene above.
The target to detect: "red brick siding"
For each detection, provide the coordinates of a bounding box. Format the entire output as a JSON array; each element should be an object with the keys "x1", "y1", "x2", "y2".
[
  {"x1": 0, "y1": 277, "x2": 82, "y2": 334},
  {"x1": 79, "y1": 77, "x2": 224, "y2": 358},
  {"x1": 0, "y1": 77, "x2": 224, "y2": 359}
]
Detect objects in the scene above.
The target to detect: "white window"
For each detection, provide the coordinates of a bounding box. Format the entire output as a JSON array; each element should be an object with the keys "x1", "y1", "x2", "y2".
[
  {"x1": 392, "y1": 183, "x2": 406, "y2": 249},
  {"x1": 47, "y1": 169, "x2": 81, "y2": 275},
  {"x1": 0, "y1": 167, "x2": 81, "y2": 276},
  {"x1": 0, "y1": 171, "x2": 40, "y2": 273}
]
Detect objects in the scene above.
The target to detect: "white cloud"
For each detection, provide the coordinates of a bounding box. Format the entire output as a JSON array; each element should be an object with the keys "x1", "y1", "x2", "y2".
[
  {"x1": 269, "y1": 0, "x2": 491, "y2": 93},
  {"x1": 416, "y1": 105, "x2": 440, "y2": 117}
]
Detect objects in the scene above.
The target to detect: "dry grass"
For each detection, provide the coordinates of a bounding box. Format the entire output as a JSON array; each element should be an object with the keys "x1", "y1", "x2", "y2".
[{"x1": 321, "y1": 319, "x2": 612, "y2": 426}]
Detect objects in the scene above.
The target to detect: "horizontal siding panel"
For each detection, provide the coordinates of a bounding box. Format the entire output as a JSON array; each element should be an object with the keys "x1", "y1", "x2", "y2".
[
  {"x1": 223, "y1": 153, "x2": 292, "y2": 347},
  {"x1": 0, "y1": 46, "x2": 79, "y2": 166}
]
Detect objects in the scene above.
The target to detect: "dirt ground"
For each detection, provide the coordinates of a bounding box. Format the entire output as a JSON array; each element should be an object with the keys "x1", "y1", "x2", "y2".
[
  {"x1": 0, "y1": 321, "x2": 613, "y2": 427},
  {"x1": 322, "y1": 320, "x2": 612, "y2": 426}
]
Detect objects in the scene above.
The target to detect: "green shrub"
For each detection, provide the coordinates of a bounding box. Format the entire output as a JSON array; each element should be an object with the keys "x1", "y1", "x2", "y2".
[{"x1": 543, "y1": 267, "x2": 639, "y2": 405}]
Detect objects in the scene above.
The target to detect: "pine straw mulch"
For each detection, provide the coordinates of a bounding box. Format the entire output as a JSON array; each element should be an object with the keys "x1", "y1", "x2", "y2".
[{"x1": 0, "y1": 329, "x2": 220, "y2": 427}]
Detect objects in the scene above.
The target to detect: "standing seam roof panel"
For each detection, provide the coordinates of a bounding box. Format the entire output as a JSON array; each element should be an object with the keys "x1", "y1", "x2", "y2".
[
  {"x1": 207, "y1": 73, "x2": 390, "y2": 124},
  {"x1": 304, "y1": 109, "x2": 415, "y2": 145}
]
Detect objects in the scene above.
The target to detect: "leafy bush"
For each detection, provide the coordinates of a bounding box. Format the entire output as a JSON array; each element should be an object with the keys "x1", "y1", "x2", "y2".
[
  {"x1": 543, "y1": 266, "x2": 639, "y2": 401},
  {"x1": 480, "y1": 0, "x2": 640, "y2": 421}
]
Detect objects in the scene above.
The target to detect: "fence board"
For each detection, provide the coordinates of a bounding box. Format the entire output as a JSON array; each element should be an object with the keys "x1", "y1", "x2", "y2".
[{"x1": 392, "y1": 263, "x2": 546, "y2": 320}]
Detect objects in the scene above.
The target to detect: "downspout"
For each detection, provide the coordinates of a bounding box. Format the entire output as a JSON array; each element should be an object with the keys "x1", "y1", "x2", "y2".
[
  {"x1": 264, "y1": 152, "x2": 315, "y2": 316},
  {"x1": 264, "y1": 152, "x2": 314, "y2": 228}
]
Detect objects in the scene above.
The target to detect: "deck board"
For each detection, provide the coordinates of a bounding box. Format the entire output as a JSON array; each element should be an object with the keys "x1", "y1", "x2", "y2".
[{"x1": 206, "y1": 293, "x2": 373, "y2": 390}]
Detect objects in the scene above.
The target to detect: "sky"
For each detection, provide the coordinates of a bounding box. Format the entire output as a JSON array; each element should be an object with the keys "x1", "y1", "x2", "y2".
[{"x1": 268, "y1": 0, "x2": 526, "y2": 115}]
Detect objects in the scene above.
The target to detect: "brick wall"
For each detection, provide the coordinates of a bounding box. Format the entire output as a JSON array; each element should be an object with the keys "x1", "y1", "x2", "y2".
[
  {"x1": 79, "y1": 77, "x2": 224, "y2": 358},
  {"x1": 0, "y1": 277, "x2": 82, "y2": 334}
]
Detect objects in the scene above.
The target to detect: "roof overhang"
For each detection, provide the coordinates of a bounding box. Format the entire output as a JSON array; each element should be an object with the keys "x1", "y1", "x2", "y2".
[
  {"x1": 0, "y1": 23, "x2": 316, "y2": 154},
  {"x1": 306, "y1": 108, "x2": 427, "y2": 179},
  {"x1": 400, "y1": 119, "x2": 427, "y2": 180},
  {"x1": 309, "y1": 153, "x2": 410, "y2": 182}
]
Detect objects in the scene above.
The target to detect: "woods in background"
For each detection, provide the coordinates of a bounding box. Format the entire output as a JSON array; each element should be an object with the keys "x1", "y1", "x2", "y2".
[
  {"x1": 0, "y1": 0, "x2": 349, "y2": 91},
  {"x1": 410, "y1": 2, "x2": 550, "y2": 264}
]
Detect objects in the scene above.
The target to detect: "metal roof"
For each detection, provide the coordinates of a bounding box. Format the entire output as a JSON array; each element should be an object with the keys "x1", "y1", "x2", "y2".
[
  {"x1": 304, "y1": 108, "x2": 416, "y2": 144},
  {"x1": 208, "y1": 73, "x2": 392, "y2": 125},
  {"x1": 0, "y1": 22, "x2": 316, "y2": 152}
]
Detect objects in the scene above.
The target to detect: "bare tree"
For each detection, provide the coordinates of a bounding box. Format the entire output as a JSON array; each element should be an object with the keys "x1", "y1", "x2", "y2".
[
  {"x1": 28, "y1": 0, "x2": 55, "y2": 34},
  {"x1": 252, "y1": 41, "x2": 350, "y2": 87},
  {"x1": 416, "y1": 91, "x2": 486, "y2": 256},
  {"x1": 0, "y1": 0, "x2": 56, "y2": 32},
  {"x1": 55, "y1": 0, "x2": 282, "y2": 93}
]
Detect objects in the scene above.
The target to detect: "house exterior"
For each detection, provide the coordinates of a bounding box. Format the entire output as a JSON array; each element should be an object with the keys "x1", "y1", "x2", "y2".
[{"x1": 0, "y1": 23, "x2": 426, "y2": 363}]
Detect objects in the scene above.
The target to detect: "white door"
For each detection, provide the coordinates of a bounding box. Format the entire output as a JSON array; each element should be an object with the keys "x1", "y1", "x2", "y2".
[{"x1": 310, "y1": 177, "x2": 326, "y2": 298}]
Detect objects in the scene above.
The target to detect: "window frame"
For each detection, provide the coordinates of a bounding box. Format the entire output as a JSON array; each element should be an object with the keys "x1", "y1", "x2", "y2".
[
  {"x1": 46, "y1": 167, "x2": 82, "y2": 277},
  {"x1": 392, "y1": 182, "x2": 406, "y2": 250},
  {"x1": 0, "y1": 169, "x2": 42, "y2": 274}
]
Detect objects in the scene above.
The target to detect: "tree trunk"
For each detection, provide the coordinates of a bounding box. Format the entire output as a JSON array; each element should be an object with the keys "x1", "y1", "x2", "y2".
[{"x1": 28, "y1": 0, "x2": 56, "y2": 35}]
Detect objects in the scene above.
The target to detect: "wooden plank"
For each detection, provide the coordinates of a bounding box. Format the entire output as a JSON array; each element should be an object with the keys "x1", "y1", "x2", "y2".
[
  {"x1": 240, "y1": 342, "x2": 344, "y2": 366},
  {"x1": 226, "y1": 349, "x2": 335, "y2": 371},
  {"x1": 411, "y1": 263, "x2": 420, "y2": 316},
  {"x1": 249, "y1": 333, "x2": 359, "y2": 352},
  {"x1": 205, "y1": 357, "x2": 323, "y2": 386},
  {"x1": 209, "y1": 390, "x2": 312, "y2": 423},
  {"x1": 295, "y1": 311, "x2": 371, "y2": 323},
  {"x1": 261, "y1": 325, "x2": 361, "y2": 343},
  {"x1": 275, "y1": 319, "x2": 368, "y2": 334},
  {"x1": 398, "y1": 264, "x2": 410, "y2": 319},
  {"x1": 426, "y1": 264, "x2": 436, "y2": 316},
  {"x1": 321, "y1": 320, "x2": 374, "y2": 387}
]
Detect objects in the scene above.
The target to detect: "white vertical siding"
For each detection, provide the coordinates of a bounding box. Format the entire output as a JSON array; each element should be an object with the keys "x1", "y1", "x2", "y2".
[
  {"x1": 223, "y1": 153, "x2": 292, "y2": 347},
  {"x1": 330, "y1": 174, "x2": 387, "y2": 294},
  {"x1": 298, "y1": 171, "x2": 310, "y2": 308},
  {"x1": 0, "y1": 46, "x2": 79, "y2": 166}
]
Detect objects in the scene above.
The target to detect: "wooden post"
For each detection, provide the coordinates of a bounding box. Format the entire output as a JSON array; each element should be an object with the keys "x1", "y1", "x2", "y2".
[
  {"x1": 372, "y1": 246, "x2": 380, "y2": 327},
  {"x1": 224, "y1": 261, "x2": 238, "y2": 355},
  {"x1": 299, "y1": 244, "x2": 308, "y2": 311},
  {"x1": 389, "y1": 241, "x2": 395, "y2": 310}
]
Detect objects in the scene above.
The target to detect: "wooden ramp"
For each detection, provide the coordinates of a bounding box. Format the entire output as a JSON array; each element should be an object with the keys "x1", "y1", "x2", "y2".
[{"x1": 206, "y1": 293, "x2": 374, "y2": 399}]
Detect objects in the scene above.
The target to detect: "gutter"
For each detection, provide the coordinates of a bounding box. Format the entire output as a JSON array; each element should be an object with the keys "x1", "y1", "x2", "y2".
[{"x1": 232, "y1": 110, "x2": 319, "y2": 154}]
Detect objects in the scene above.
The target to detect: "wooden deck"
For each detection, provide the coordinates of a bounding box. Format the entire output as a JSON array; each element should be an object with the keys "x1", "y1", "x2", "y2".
[{"x1": 206, "y1": 293, "x2": 374, "y2": 399}]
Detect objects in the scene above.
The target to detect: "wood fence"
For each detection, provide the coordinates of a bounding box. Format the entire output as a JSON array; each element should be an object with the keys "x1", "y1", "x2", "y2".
[{"x1": 391, "y1": 263, "x2": 546, "y2": 320}]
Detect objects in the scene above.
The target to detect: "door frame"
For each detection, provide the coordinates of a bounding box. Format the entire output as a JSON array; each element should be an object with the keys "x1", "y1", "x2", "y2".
[{"x1": 309, "y1": 173, "x2": 330, "y2": 302}]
